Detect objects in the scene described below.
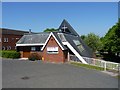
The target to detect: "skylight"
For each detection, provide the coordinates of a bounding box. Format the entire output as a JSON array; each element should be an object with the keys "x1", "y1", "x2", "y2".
[{"x1": 73, "y1": 40, "x2": 84, "y2": 52}]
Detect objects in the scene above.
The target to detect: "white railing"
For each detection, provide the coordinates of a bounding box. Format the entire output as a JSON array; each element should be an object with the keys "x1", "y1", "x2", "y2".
[
  {"x1": 83, "y1": 57, "x2": 119, "y2": 71},
  {"x1": 70, "y1": 55, "x2": 119, "y2": 71}
]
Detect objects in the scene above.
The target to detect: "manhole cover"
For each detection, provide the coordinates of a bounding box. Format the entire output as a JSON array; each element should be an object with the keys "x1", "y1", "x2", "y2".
[{"x1": 21, "y1": 76, "x2": 30, "y2": 80}]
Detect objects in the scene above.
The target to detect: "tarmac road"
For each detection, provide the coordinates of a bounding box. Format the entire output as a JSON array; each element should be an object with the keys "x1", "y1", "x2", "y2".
[{"x1": 2, "y1": 59, "x2": 118, "y2": 88}]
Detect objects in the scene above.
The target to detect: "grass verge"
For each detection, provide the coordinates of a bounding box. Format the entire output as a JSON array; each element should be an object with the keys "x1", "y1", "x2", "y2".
[
  {"x1": 116, "y1": 75, "x2": 120, "y2": 78},
  {"x1": 70, "y1": 62, "x2": 104, "y2": 71}
]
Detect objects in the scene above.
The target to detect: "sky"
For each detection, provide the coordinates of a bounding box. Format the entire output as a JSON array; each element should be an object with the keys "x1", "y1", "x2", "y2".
[
  {"x1": 2, "y1": 2, "x2": 118, "y2": 37},
  {"x1": 118, "y1": 1, "x2": 120, "y2": 18}
]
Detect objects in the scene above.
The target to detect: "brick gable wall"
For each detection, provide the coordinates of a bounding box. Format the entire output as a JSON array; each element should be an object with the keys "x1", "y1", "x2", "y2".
[{"x1": 43, "y1": 36, "x2": 67, "y2": 63}]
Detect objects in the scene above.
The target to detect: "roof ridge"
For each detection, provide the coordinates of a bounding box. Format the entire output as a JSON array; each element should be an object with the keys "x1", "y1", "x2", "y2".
[
  {"x1": 24, "y1": 32, "x2": 50, "y2": 35},
  {"x1": 1, "y1": 28, "x2": 29, "y2": 32}
]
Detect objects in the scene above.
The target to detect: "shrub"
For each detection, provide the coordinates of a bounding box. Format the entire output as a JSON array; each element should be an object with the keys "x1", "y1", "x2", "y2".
[
  {"x1": 1, "y1": 50, "x2": 20, "y2": 59},
  {"x1": 28, "y1": 53, "x2": 42, "y2": 61}
]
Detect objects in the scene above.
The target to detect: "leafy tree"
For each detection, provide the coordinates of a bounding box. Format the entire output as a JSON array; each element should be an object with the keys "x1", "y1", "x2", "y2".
[
  {"x1": 81, "y1": 35, "x2": 86, "y2": 40},
  {"x1": 81, "y1": 33, "x2": 102, "y2": 52},
  {"x1": 101, "y1": 19, "x2": 120, "y2": 56},
  {"x1": 43, "y1": 28, "x2": 58, "y2": 32}
]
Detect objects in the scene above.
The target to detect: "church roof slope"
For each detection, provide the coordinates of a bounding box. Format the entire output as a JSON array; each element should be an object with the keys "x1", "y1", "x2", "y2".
[{"x1": 58, "y1": 33, "x2": 93, "y2": 58}]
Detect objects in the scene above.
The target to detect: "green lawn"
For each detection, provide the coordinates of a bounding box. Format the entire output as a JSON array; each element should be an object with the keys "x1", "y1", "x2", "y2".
[{"x1": 117, "y1": 75, "x2": 120, "y2": 78}]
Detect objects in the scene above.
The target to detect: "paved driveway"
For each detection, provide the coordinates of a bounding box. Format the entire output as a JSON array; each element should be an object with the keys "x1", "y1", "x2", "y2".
[{"x1": 2, "y1": 59, "x2": 118, "y2": 88}]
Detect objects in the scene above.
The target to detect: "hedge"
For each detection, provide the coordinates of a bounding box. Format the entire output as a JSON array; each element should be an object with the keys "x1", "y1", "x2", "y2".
[{"x1": 0, "y1": 50, "x2": 20, "y2": 59}]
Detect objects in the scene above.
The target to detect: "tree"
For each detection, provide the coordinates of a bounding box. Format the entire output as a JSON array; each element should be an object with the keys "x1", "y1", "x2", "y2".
[
  {"x1": 101, "y1": 19, "x2": 120, "y2": 56},
  {"x1": 43, "y1": 28, "x2": 58, "y2": 32},
  {"x1": 81, "y1": 33, "x2": 102, "y2": 52},
  {"x1": 81, "y1": 35, "x2": 86, "y2": 40}
]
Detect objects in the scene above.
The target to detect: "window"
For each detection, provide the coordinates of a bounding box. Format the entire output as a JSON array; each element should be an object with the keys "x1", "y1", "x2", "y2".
[
  {"x1": 73, "y1": 40, "x2": 84, "y2": 52},
  {"x1": 36, "y1": 47, "x2": 41, "y2": 51},
  {"x1": 2, "y1": 46, "x2": 5, "y2": 50},
  {"x1": 31, "y1": 47, "x2": 36, "y2": 51},
  {"x1": 7, "y1": 46, "x2": 11, "y2": 50},
  {"x1": 47, "y1": 47, "x2": 58, "y2": 54},
  {"x1": 31, "y1": 47, "x2": 41, "y2": 51},
  {"x1": 4, "y1": 38, "x2": 8, "y2": 42}
]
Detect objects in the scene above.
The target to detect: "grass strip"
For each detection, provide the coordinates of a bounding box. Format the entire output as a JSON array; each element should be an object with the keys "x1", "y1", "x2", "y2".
[
  {"x1": 116, "y1": 75, "x2": 120, "y2": 78},
  {"x1": 70, "y1": 62, "x2": 104, "y2": 71}
]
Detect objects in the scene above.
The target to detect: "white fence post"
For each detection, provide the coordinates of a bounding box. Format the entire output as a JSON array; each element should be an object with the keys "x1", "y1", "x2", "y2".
[
  {"x1": 68, "y1": 51, "x2": 70, "y2": 61},
  {"x1": 104, "y1": 61, "x2": 106, "y2": 71},
  {"x1": 72, "y1": 56, "x2": 119, "y2": 71}
]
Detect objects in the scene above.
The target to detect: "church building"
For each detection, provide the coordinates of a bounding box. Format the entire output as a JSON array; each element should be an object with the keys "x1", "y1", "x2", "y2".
[{"x1": 16, "y1": 20, "x2": 93, "y2": 64}]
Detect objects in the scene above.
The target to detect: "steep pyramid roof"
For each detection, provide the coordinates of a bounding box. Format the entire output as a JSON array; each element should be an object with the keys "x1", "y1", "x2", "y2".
[
  {"x1": 58, "y1": 19, "x2": 93, "y2": 58},
  {"x1": 58, "y1": 19, "x2": 79, "y2": 36}
]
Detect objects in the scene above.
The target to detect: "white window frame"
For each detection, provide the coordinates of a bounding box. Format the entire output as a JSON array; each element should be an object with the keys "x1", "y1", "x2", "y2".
[
  {"x1": 4, "y1": 38, "x2": 8, "y2": 42},
  {"x1": 47, "y1": 47, "x2": 59, "y2": 54}
]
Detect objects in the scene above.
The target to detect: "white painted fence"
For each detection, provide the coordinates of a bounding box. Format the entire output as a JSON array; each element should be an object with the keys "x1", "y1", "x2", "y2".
[{"x1": 70, "y1": 55, "x2": 119, "y2": 71}]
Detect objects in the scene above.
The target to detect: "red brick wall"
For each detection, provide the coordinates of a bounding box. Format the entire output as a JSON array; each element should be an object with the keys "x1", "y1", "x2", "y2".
[
  {"x1": 43, "y1": 36, "x2": 66, "y2": 63},
  {"x1": 1, "y1": 34, "x2": 22, "y2": 50}
]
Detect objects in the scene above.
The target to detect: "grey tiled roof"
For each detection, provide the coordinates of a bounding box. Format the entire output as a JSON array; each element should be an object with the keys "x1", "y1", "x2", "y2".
[
  {"x1": 58, "y1": 33, "x2": 93, "y2": 58},
  {"x1": 16, "y1": 32, "x2": 50, "y2": 44}
]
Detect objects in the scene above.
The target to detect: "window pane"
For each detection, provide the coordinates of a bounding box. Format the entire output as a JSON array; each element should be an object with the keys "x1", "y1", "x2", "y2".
[
  {"x1": 73, "y1": 40, "x2": 84, "y2": 52},
  {"x1": 4, "y1": 38, "x2": 6, "y2": 42},
  {"x1": 31, "y1": 47, "x2": 36, "y2": 51}
]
